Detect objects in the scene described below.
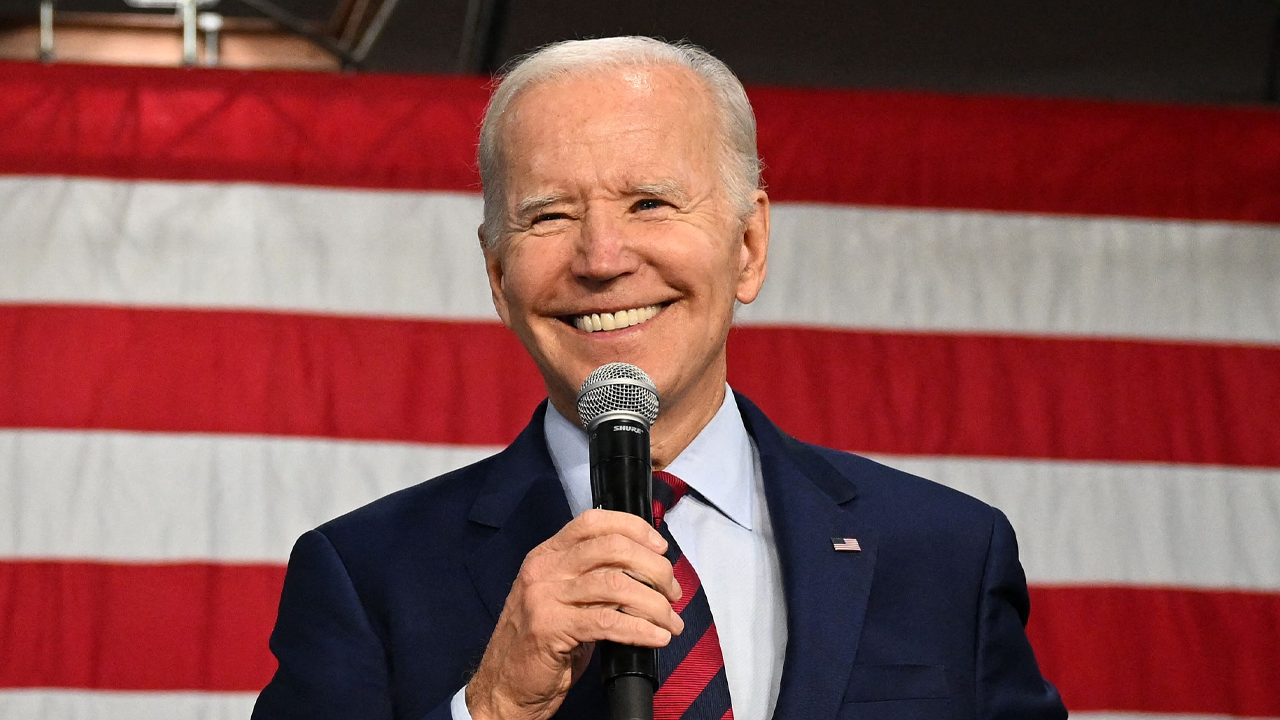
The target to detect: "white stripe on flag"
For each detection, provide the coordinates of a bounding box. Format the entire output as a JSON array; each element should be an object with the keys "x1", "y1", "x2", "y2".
[
  {"x1": 3, "y1": 176, "x2": 1278, "y2": 343},
  {"x1": 0, "y1": 689, "x2": 1262, "y2": 720},
  {"x1": 874, "y1": 453, "x2": 1280, "y2": 592},
  {"x1": 0, "y1": 691, "x2": 1272, "y2": 720},
  {"x1": 3, "y1": 429, "x2": 1278, "y2": 591},
  {"x1": 0, "y1": 690, "x2": 257, "y2": 720},
  {"x1": 0, "y1": 429, "x2": 497, "y2": 562},
  {"x1": 754, "y1": 202, "x2": 1280, "y2": 343}
]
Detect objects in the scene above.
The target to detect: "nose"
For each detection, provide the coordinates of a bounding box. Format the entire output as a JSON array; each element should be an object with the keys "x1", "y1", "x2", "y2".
[{"x1": 570, "y1": 208, "x2": 639, "y2": 284}]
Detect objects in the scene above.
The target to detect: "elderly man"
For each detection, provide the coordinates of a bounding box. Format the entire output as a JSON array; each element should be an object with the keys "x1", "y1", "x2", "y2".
[{"x1": 253, "y1": 37, "x2": 1066, "y2": 720}]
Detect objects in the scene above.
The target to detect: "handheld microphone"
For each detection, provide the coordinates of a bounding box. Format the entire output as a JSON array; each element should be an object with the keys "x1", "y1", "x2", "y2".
[{"x1": 576, "y1": 362, "x2": 661, "y2": 720}]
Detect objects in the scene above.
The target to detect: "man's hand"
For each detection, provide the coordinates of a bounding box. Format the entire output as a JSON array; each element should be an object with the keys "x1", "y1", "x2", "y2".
[{"x1": 465, "y1": 509, "x2": 684, "y2": 720}]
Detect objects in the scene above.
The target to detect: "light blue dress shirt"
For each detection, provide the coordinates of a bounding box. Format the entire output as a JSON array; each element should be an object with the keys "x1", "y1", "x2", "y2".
[{"x1": 452, "y1": 386, "x2": 787, "y2": 720}]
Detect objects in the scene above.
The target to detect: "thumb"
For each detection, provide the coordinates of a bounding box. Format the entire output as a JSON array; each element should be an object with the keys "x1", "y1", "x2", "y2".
[{"x1": 569, "y1": 642, "x2": 596, "y2": 685}]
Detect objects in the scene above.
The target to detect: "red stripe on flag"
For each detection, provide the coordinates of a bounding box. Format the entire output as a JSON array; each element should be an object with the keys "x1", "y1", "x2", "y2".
[
  {"x1": 0, "y1": 62, "x2": 488, "y2": 197},
  {"x1": 754, "y1": 89, "x2": 1280, "y2": 223},
  {"x1": 1, "y1": 61, "x2": 1278, "y2": 223},
  {"x1": 0, "y1": 304, "x2": 545, "y2": 448},
  {"x1": 0, "y1": 560, "x2": 283, "y2": 691},
  {"x1": 1028, "y1": 585, "x2": 1280, "y2": 716},
  {"x1": 3, "y1": 304, "x2": 1277, "y2": 467},
  {"x1": 1, "y1": 561, "x2": 1278, "y2": 716},
  {"x1": 727, "y1": 324, "x2": 1280, "y2": 468}
]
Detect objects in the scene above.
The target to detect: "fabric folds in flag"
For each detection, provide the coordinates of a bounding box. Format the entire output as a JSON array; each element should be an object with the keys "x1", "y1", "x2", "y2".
[{"x1": 2, "y1": 60, "x2": 1279, "y2": 720}]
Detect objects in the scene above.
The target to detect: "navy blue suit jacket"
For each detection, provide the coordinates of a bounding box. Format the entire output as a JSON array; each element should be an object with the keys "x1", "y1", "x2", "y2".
[{"x1": 254, "y1": 394, "x2": 1066, "y2": 720}]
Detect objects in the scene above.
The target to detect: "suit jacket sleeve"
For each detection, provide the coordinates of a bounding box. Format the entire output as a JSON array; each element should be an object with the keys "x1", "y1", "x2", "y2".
[
  {"x1": 252, "y1": 530, "x2": 456, "y2": 720},
  {"x1": 975, "y1": 509, "x2": 1068, "y2": 718}
]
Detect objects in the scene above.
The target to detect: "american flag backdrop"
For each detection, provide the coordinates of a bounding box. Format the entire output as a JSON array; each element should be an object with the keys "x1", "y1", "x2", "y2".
[{"x1": 1, "y1": 60, "x2": 1278, "y2": 719}]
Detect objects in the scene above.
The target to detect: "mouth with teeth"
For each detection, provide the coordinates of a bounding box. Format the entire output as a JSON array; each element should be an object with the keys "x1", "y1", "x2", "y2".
[{"x1": 566, "y1": 304, "x2": 663, "y2": 333}]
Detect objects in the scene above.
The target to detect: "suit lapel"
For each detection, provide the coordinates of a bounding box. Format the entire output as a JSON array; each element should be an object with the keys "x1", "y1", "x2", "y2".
[
  {"x1": 465, "y1": 396, "x2": 877, "y2": 719},
  {"x1": 462, "y1": 403, "x2": 607, "y2": 717},
  {"x1": 465, "y1": 402, "x2": 573, "y2": 620},
  {"x1": 738, "y1": 395, "x2": 878, "y2": 720}
]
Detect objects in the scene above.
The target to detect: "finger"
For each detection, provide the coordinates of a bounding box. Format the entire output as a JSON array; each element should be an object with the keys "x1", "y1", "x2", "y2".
[
  {"x1": 568, "y1": 606, "x2": 675, "y2": 649},
  {"x1": 557, "y1": 533, "x2": 681, "y2": 602},
  {"x1": 543, "y1": 509, "x2": 666, "y2": 555},
  {"x1": 560, "y1": 571, "x2": 685, "y2": 635}
]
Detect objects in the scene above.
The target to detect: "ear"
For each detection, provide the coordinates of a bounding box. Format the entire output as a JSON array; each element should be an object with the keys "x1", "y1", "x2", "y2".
[
  {"x1": 735, "y1": 190, "x2": 770, "y2": 305},
  {"x1": 480, "y1": 227, "x2": 514, "y2": 329}
]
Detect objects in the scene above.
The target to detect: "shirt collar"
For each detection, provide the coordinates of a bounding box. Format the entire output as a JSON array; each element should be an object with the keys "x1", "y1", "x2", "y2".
[{"x1": 544, "y1": 385, "x2": 756, "y2": 530}]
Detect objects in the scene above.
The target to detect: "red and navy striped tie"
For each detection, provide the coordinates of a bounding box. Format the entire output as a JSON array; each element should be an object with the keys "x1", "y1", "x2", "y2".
[{"x1": 651, "y1": 470, "x2": 734, "y2": 720}]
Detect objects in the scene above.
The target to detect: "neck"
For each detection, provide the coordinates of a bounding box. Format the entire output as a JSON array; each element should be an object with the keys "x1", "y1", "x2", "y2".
[
  {"x1": 649, "y1": 382, "x2": 725, "y2": 470},
  {"x1": 649, "y1": 358, "x2": 728, "y2": 470},
  {"x1": 546, "y1": 364, "x2": 729, "y2": 472}
]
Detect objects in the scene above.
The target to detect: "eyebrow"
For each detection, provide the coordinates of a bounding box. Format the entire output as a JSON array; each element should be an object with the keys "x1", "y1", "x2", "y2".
[
  {"x1": 514, "y1": 192, "x2": 573, "y2": 218},
  {"x1": 630, "y1": 180, "x2": 689, "y2": 204},
  {"x1": 512, "y1": 180, "x2": 691, "y2": 219}
]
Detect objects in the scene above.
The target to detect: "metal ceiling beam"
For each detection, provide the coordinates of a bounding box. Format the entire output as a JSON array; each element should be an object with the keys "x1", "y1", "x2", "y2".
[
  {"x1": 349, "y1": 0, "x2": 398, "y2": 63},
  {"x1": 322, "y1": 0, "x2": 403, "y2": 67},
  {"x1": 230, "y1": 0, "x2": 358, "y2": 67},
  {"x1": 1, "y1": 10, "x2": 342, "y2": 69},
  {"x1": 1267, "y1": 11, "x2": 1280, "y2": 103},
  {"x1": 456, "y1": 0, "x2": 509, "y2": 74}
]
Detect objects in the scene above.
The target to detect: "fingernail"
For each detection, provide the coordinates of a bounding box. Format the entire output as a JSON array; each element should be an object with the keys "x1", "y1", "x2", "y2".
[{"x1": 649, "y1": 529, "x2": 665, "y2": 548}]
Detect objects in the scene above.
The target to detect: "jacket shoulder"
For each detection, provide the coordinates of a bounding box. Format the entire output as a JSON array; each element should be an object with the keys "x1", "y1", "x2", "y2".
[
  {"x1": 313, "y1": 451, "x2": 501, "y2": 563},
  {"x1": 804, "y1": 440, "x2": 1001, "y2": 536}
]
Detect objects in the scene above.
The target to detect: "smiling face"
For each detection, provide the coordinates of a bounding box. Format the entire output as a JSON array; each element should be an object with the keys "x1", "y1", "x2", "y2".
[{"x1": 482, "y1": 63, "x2": 769, "y2": 438}]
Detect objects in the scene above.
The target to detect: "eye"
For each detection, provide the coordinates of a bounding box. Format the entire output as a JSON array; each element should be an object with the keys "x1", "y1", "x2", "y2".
[
  {"x1": 632, "y1": 198, "x2": 670, "y2": 212},
  {"x1": 531, "y1": 212, "x2": 570, "y2": 225}
]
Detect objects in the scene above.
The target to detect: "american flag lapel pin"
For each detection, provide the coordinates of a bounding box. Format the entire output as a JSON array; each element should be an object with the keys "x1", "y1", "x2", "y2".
[{"x1": 831, "y1": 537, "x2": 861, "y2": 552}]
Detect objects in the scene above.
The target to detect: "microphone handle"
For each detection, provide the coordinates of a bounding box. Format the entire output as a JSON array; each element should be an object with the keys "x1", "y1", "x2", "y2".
[{"x1": 588, "y1": 417, "x2": 658, "y2": 720}]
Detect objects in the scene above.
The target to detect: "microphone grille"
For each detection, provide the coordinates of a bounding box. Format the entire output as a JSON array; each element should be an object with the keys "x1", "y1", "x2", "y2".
[{"x1": 576, "y1": 362, "x2": 660, "y2": 429}]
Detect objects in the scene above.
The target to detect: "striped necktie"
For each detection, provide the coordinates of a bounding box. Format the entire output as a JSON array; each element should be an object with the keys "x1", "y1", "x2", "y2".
[{"x1": 651, "y1": 470, "x2": 734, "y2": 720}]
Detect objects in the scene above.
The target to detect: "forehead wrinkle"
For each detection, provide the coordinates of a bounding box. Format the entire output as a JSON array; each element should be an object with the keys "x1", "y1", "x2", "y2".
[{"x1": 502, "y1": 66, "x2": 723, "y2": 217}]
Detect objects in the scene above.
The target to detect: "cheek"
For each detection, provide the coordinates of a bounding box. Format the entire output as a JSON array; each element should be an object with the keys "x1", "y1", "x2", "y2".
[
  {"x1": 697, "y1": 241, "x2": 747, "y2": 304},
  {"x1": 500, "y1": 244, "x2": 564, "y2": 315},
  {"x1": 653, "y1": 222, "x2": 735, "y2": 273}
]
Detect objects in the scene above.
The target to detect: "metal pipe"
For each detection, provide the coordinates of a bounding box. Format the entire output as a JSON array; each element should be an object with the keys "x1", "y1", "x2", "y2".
[
  {"x1": 198, "y1": 12, "x2": 223, "y2": 66},
  {"x1": 38, "y1": 0, "x2": 54, "y2": 61},
  {"x1": 476, "y1": 0, "x2": 511, "y2": 74},
  {"x1": 180, "y1": 0, "x2": 198, "y2": 66},
  {"x1": 455, "y1": 0, "x2": 484, "y2": 73},
  {"x1": 351, "y1": 0, "x2": 401, "y2": 63},
  {"x1": 230, "y1": 0, "x2": 361, "y2": 68},
  {"x1": 1267, "y1": 11, "x2": 1280, "y2": 103},
  {"x1": 338, "y1": 0, "x2": 370, "y2": 49}
]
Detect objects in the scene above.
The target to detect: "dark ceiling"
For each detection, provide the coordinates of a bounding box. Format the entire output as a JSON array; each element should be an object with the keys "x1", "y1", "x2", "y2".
[{"x1": 4, "y1": 0, "x2": 1279, "y2": 104}]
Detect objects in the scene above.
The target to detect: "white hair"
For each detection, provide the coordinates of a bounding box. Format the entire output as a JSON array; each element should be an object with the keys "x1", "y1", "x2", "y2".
[{"x1": 477, "y1": 36, "x2": 762, "y2": 248}]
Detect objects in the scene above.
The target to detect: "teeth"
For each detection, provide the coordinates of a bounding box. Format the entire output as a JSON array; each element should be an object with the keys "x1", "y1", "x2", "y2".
[{"x1": 573, "y1": 304, "x2": 662, "y2": 333}]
